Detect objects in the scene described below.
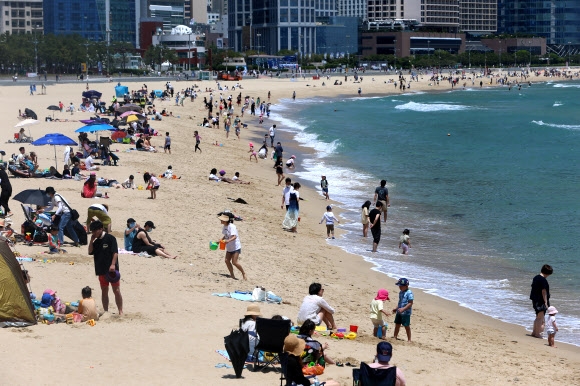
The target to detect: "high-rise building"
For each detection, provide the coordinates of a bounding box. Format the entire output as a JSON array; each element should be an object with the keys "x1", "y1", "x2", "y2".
[
  {"x1": 43, "y1": 0, "x2": 138, "y2": 45},
  {"x1": 337, "y1": 0, "x2": 366, "y2": 18},
  {"x1": 0, "y1": 0, "x2": 43, "y2": 35},
  {"x1": 315, "y1": 0, "x2": 337, "y2": 17},
  {"x1": 460, "y1": 0, "x2": 496, "y2": 34},
  {"x1": 420, "y1": 0, "x2": 460, "y2": 31},
  {"x1": 367, "y1": 0, "x2": 407, "y2": 22},
  {"x1": 498, "y1": 0, "x2": 580, "y2": 44}
]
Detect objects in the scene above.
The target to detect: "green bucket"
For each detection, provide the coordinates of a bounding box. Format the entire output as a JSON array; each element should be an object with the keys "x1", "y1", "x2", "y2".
[{"x1": 209, "y1": 241, "x2": 219, "y2": 251}]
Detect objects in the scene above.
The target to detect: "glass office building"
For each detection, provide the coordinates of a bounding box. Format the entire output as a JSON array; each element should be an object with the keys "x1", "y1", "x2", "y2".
[
  {"x1": 43, "y1": 0, "x2": 136, "y2": 45},
  {"x1": 316, "y1": 16, "x2": 358, "y2": 55},
  {"x1": 498, "y1": 0, "x2": 580, "y2": 44},
  {"x1": 228, "y1": 0, "x2": 317, "y2": 55}
]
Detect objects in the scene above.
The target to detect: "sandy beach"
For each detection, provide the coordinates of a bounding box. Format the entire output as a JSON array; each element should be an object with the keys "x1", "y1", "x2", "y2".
[{"x1": 1, "y1": 70, "x2": 579, "y2": 385}]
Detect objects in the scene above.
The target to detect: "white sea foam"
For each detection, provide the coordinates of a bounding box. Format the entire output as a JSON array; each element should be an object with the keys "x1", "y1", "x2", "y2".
[
  {"x1": 531, "y1": 120, "x2": 580, "y2": 130},
  {"x1": 552, "y1": 83, "x2": 580, "y2": 88},
  {"x1": 394, "y1": 101, "x2": 470, "y2": 112}
]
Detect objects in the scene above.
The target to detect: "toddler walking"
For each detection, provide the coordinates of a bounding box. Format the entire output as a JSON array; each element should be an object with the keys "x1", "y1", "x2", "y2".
[
  {"x1": 319, "y1": 205, "x2": 340, "y2": 239},
  {"x1": 398, "y1": 229, "x2": 412, "y2": 254},
  {"x1": 545, "y1": 306, "x2": 559, "y2": 347},
  {"x1": 370, "y1": 289, "x2": 390, "y2": 339}
]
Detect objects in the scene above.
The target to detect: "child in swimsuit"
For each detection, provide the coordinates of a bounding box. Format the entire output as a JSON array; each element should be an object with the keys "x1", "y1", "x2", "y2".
[{"x1": 248, "y1": 143, "x2": 257, "y2": 162}]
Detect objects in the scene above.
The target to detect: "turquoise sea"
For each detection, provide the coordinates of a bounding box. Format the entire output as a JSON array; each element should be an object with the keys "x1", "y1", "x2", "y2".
[{"x1": 273, "y1": 80, "x2": 580, "y2": 346}]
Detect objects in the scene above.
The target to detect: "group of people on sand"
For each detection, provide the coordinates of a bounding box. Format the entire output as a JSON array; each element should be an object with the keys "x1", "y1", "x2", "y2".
[{"x1": 237, "y1": 281, "x2": 408, "y2": 385}]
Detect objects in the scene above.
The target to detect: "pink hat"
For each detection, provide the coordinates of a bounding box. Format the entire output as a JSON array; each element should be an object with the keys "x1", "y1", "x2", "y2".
[
  {"x1": 249, "y1": 142, "x2": 254, "y2": 147},
  {"x1": 547, "y1": 306, "x2": 558, "y2": 315},
  {"x1": 90, "y1": 172, "x2": 97, "y2": 176},
  {"x1": 43, "y1": 289, "x2": 56, "y2": 296},
  {"x1": 375, "y1": 289, "x2": 389, "y2": 301}
]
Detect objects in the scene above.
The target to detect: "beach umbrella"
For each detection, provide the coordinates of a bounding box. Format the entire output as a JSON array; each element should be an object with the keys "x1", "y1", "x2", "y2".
[
  {"x1": 15, "y1": 119, "x2": 39, "y2": 128},
  {"x1": 119, "y1": 111, "x2": 142, "y2": 118},
  {"x1": 82, "y1": 90, "x2": 102, "y2": 99},
  {"x1": 24, "y1": 108, "x2": 37, "y2": 120},
  {"x1": 116, "y1": 104, "x2": 142, "y2": 113},
  {"x1": 13, "y1": 189, "x2": 51, "y2": 207},
  {"x1": 111, "y1": 130, "x2": 127, "y2": 140},
  {"x1": 75, "y1": 123, "x2": 116, "y2": 133},
  {"x1": 31, "y1": 133, "x2": 77, "y2": 169},
  {"x1": 224, "y1": 329, "x2": 250, "y2": 378},
  {"x1": 126, "y1": 115, "x2": 139, "y2": 123},
  {"x1": 47, "y1": 105, "x2": 60, "y2": 118}
]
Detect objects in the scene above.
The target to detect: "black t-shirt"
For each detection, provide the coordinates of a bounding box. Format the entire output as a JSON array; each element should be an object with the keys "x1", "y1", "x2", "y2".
[
  {"x1": 375, "y1": 186, "x2": 388, "y2": 201},
  {"x1": 286, "y1": 354, "x2": 310, "y2": 386},
  {"x1": 530, "y1": 274, "x2": 550, "y2": 306},
  {"x1": 90, "y1": 233, "x2": 119, "y2": 276},
  {"x1": 369, "y1": 208, "x2": 381, "y2": 228}
]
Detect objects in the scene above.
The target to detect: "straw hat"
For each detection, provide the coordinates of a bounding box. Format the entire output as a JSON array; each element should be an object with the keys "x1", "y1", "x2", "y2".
[
  {"x1": 244, "y1": 304, "x2": 262, "y2": 316},
  {"x1": 283, "y1": 334, "x2": 305, "y2": 356}
]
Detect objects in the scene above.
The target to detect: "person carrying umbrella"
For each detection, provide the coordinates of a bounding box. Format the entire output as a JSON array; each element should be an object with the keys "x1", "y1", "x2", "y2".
[
  {"x1": 45, "y1": 187, "x2": 80, "y2": 247},
  {"x1": 0, "y1": 165, "x2": 13, "y2": 217}
]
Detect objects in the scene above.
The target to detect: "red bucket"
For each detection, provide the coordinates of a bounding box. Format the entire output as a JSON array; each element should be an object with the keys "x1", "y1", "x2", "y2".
[{"x1": 349, "y1": 325, "x2": 358, "y2": 333}]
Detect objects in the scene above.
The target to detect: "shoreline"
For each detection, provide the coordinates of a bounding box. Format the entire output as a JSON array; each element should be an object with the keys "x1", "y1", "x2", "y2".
[
  {"x1": 1, "y1": 75, "x2": 578, "y2": 385},
  {"x1": 266, "y1": 86, "x2": 580, "y2": 349}
]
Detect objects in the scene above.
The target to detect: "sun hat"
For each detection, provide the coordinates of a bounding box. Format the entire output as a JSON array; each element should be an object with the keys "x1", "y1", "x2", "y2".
[
  {"x1": 291, "y1": 155, "x2": 296, "y2": 159},
  {"x1": 249, "y1": 142, "x2": 254, "y2": 147},
  {"x1": 244, "y1": 304, "x2": 262, "y2": 316},
  {"x1": 547, "y1": 306, "x2": 558, "y2": 315},
  {"x1": 219, "y1": 170, "x2": 226, "y2": 176},
  {"x1": 375, "y1": 289, "x2": 390, "y2": 301},
  {"x1": 283, "y1": 334, "x2": 306, "y2": 357},
  {"x1": 144, "y1": 221, "x2": 156, "y2": 229},
  {"x1": 40, "y1": 293, "x2": 53, "y2": 308},
  {"x1": 106, "y1": 270, "x2": 121, "y2": 284},
  {"x1": 218, "y1": 214, "x2": 231, "y2": 222},
  {"x1": 43, "y1": 289, "x2": 56, "y2": 296},
  {"x1": 395, "y1": 278, "x2": 409, "y2": 286},
  {"x1": 376, "y1": 341, "x2": 393, "y2": 362}
]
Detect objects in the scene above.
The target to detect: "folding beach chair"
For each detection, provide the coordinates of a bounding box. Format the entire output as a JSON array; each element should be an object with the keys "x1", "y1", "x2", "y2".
[
  {"x1": 252, "y1": 317, "x2": 291, "y2": 372},
  {"x1": 352, "y1": 362, "x2": 397, "y2": 386}
]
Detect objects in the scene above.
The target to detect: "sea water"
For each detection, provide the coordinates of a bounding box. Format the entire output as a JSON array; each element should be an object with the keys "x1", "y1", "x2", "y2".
[{"x1": 272, "y1": 80, "x2": 580, "y2": 346}]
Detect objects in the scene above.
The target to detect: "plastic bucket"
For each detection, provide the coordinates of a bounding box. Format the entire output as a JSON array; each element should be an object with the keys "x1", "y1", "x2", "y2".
[
  {"x1": 209, "y1": 241, "x2": 218, "y2": 251},
  {"x1": 219, "y1": 240, "x2": 226, "y2": 250},
  {"x1": 349, "y1": 325, "x2": 358, "y2": 333}
]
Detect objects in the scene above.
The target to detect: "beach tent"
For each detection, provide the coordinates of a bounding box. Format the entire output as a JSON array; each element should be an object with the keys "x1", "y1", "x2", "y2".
[
  {"x1": 0, "y1": 241, "x2": 36, "y2": 327},
  {"x1": 115, "y1": 85, "x2": 129, "y2": 98},
  {"x1": 153, "y1": 90, "x2": 164, "y2": 98}
]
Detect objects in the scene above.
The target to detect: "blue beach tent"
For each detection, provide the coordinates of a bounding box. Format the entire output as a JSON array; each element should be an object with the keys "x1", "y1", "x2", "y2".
[{"x1": 115, "y1": 85, "x2": 129, "y2": 98}]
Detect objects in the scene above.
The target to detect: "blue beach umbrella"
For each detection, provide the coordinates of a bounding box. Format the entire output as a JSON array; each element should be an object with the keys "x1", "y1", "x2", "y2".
[
  {"x1": 75, "y1": 123, "x2": 116, "y2": 133},
  {"x1": 32, "y1": 133, "x2": 78, "y2": 169}
]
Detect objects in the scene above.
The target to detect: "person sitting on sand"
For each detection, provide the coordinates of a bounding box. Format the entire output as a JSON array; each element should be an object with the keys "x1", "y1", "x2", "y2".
[
  {"x1": 297, "y1": 282, "x2": 338, "y2": 330},
  {"x1": 283, "y1": 335, "x2": 340, "y2": 386},
  {"x1": 122, "y1": 175, "x2": 136, "y2": 189},
  {"x1": 209, "y1": 168, "x2": 221, "y2": 181},
  {"x1": 241, "y1": 305, "x2": 261, "y2": 359},
  {"x1": 297, "y1": 319, "x2": 336, "y2": 365},
  {"x1": 77, "y1": 286, "x2": 100, "y2": 322},
  {"x1": 131, "y1": 221, "x2": 177, "y2": 259},
  {"x1": 82, "y1": 172, "x2": 98, "y2": 198},
  {"x1": 18, "y1": 128, "x2": 32, "y2": 142},
  {"x1": 366, "y1": 341, "x2": 406, "y2": 386}
]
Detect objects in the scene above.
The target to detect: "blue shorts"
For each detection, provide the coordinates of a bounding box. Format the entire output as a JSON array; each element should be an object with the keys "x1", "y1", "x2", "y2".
[
  {"x1": 394, "y1": 312, "x2": 411, "y2": 327},
  {"x1": 322, "y1": 187, "x2": 328, "y2": 193}
]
